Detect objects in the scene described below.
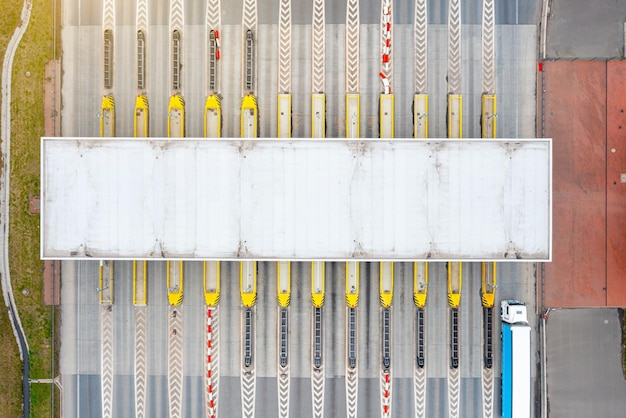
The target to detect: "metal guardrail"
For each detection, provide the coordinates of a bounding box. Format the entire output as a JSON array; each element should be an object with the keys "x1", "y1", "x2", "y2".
[
  {"x1": 244, "y1": 308, "x2": 253, "y2": 368},
  {"x1": 279, "y1": 309, "x2": 288, "y2": 367},
  {"x1": 450, "y1": 308, "x2": 459, "y2": 369},
  {"x1": 208, "y1": 30, "x2": 217, "y2": 92},
  {"x1": 103, "y1": 30, "x2": 113, "y2": 89},
  {"x1": 245, "y1": 30, "x2": 255, "y2": 92},
  {"x1": 313, "y1": 307, "x2": 323, "y2": 369},
  {"x1": 348, "y1": 307, "x2": 357, "y2": 369},
  {"x1": 172, "y1": 30, "x2": 181, "y2": 91},
  {"x1": 483, "y1": 307, "x2": 493, "y2": 368},
  {"x1": 137, "y1": 31, "x2": 145, "y2": 90},
  {"x1": 416, "y1": 308, "x2": 425, "y2": 368},
  {"x1": 382, "y1": 309, "x2": 391, "y2": 370}
]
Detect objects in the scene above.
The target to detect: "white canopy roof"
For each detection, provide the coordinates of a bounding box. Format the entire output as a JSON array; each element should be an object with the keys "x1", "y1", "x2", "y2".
[{"x1": 41, "y1": 138, "x2": 551, "y2": 261}]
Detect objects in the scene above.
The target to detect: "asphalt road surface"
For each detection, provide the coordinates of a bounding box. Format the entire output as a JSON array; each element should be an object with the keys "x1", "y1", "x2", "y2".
[
  {"x1": 545, "y1": 308, "x2": 626, "y2": 417},
  {"x1": 60, "y1": 260, "x2": 537, "y2": 417}
]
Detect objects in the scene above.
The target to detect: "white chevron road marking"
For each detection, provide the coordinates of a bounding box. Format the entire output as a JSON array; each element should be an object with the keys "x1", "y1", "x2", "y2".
[
  {"x1": 448, "y1": 367, "x2": 460, "y2": 418},
  {"x1": 346, "y1": 0, "x2": 360, "y2": 94},
  {"x1": 414, "y1": 367, "x2": 426, "y2": 418},
  {"x1": 136, "y1": 0, "x2": 148, "y2": 32},
  {"x1": 312, "y1": 0, "x2": 325, "y2": 93},
  {"x1": 481, "y1": 0, "x2": 496, "y2": 94},
  {"x1": 482, "y1": 367, "x2": 494, "y2": 418},
  {"x1": 278, "y1": 0, "x2": 292, "y2": 93},
  {"x1": 414, "y1": 0, "x2": 427, "y2": 93},
  {"x1": 103, "y1": 0, "x2": 115, "y2": 31},
  {"x1": 169, "y1": 0, "x2": 184, "y2": 33},
  {"x1": 346, "y1": 370, "x2": 358, "y2": 418},
  {"x1": 101, "y1": 306, "x2": 114, "y2": 418},
  {"x1": 447, "y1": 0, "x2": 461, "y2": 94},
  {"x1": 168, "y1": 306, "x2": 184, "y2": 418},
  {"x1": 134, "y1": 308, "x2": 147, "y2": 418},
  {"x1": 312, "y1": 365, "x2": 325, "y2": 418}
]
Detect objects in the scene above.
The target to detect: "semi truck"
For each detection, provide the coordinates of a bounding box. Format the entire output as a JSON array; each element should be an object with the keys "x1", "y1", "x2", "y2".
[{"x1": 501, "y1": 300, "x2": 531, "y2": 418}]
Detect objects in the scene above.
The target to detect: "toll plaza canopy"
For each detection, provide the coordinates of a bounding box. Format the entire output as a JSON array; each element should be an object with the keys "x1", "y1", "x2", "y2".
[{"x1": 41, "y1": 138, "x2": 551, "y2": 261}]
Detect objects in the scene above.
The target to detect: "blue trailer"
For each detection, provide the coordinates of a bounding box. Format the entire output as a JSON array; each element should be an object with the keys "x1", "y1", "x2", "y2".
[{"x1": 501, "y1": 300, "x2": 531, "y2": 418}]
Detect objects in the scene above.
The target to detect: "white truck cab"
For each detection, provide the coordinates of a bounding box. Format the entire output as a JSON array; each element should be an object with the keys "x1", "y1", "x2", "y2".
[{"x1": 500, "y1": 300, "x2": 528, "y2": 324}]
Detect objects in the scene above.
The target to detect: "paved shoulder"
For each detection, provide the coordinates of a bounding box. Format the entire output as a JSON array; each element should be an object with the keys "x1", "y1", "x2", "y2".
[{"x1": 546, "y1": 309, "x2": 626, "y2": 417}]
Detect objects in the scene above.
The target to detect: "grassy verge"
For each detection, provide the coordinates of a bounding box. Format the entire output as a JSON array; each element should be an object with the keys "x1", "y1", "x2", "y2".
[
  {"x1": 0, "y1": 2, "x2": 32, "y2": 417},
  {"x1": 0, "y1": 308, "x2": 22, "y2": 418},
  {"x1": 6, "y1": 0, "x2": 58, "y2": 416}
]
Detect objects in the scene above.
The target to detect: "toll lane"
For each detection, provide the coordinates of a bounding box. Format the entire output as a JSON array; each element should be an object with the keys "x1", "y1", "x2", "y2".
[
  {"x1": 59, "y1": 1, "x2": 541, "y2": 416},
  {"x1": 61, "y1": 259, "x2": 538, "y2": 417}
]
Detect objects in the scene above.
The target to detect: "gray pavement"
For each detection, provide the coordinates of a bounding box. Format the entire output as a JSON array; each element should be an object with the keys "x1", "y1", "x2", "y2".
[
  {"x1": 546, "y1": 308, "x2": 626, "y2": 417},
  {"x1": 547, "y1": 0, "x2": 626, "y2": 58}
]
